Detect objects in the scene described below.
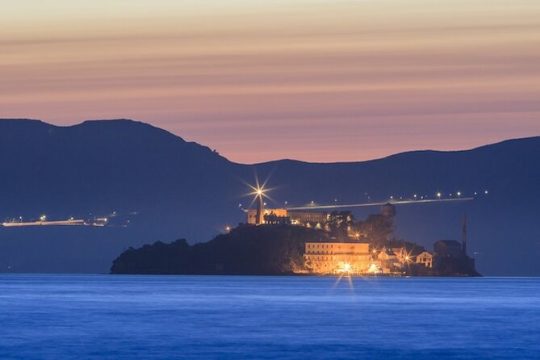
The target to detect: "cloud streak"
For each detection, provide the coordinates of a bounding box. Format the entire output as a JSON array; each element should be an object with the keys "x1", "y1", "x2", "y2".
[{"x1": 1, "y1": 0, "x2": 539, "y2": 162}]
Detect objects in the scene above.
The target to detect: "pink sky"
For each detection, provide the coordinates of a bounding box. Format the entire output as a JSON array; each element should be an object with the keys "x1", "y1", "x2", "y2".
[{"x1": 1, "y1": 0, "x2": 539, "y2": 163}]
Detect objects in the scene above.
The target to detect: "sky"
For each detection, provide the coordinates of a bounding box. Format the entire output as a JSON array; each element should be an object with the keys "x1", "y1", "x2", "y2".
[{"x1": 1, "y1": 0, "x2": 539, "y2": 163}]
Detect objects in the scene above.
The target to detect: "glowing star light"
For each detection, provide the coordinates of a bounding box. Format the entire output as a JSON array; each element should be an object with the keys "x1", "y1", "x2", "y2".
[
  {"x1": 244, "y1": 174, "x2": 276, "y2": 209},
  {"x1": 337, "y1": 262, "x2": 352, "y2": 274}
]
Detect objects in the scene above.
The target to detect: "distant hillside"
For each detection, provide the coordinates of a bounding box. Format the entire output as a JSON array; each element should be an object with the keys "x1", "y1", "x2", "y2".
[{"x1": 0, "y1": 119, "x2": 538, "y2": 275}]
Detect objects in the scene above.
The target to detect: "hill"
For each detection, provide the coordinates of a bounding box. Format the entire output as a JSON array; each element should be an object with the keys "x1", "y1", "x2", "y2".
[{"x1": 0, "y1": 119, "x2": 538, "y2": 275}]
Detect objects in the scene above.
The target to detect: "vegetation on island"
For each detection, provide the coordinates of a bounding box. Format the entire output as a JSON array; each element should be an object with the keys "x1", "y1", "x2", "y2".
[{"x1": 111, "y1": 225, "x2": 327, "y2": 275}]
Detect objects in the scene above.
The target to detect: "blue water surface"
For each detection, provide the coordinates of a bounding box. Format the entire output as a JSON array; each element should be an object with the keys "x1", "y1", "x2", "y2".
[{"x1": 0, "y1": 275, "x2": 538, "y2": 359}]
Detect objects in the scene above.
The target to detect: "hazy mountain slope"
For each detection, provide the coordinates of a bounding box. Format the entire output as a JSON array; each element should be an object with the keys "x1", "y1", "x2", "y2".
[
  {"x1": 0, "y1": 119, "x2": 538, "y2": 275},
  {"x1": 0, "y1": 119, "x2": 231, "y2": 214},
  {"x1": 250, "y1": 137, "x2": 540, "y2": 275}
]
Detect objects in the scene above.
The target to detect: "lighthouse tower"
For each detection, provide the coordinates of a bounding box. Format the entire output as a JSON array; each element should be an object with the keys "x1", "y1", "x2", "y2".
[{"x1": 255, "y1": 190, "x2": 264, "y2": 225}]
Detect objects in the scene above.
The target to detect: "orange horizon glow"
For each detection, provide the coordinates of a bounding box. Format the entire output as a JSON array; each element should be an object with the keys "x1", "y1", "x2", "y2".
[{"x1": 1, "y1": 0, "x2": 539, "y2": 163}]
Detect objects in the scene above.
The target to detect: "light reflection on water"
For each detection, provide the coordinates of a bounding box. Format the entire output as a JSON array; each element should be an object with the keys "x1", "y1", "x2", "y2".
[{"x1": 0, "y1": 275, "x2": 539, "y2": 359}]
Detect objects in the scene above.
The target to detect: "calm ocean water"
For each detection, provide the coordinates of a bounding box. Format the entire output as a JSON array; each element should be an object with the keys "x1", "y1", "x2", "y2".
[{"x1": 0, "y1": 275, "x2": 538, "y2": 359}]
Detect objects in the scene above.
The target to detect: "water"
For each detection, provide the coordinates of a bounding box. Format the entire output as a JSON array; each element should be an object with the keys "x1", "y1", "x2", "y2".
[{"x1": 0, "y1": 275, "x2": 538, "y2": 359}]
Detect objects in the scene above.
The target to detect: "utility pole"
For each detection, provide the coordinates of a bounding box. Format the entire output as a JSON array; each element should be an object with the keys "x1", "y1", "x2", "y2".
[{"x1": 462, "y1": 214, "x2": 468, "y2": 256}]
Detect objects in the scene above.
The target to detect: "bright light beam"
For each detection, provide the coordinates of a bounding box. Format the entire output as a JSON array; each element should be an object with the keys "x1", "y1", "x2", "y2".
[{"x1": 287, "y1": 197, "x2": 474, "y2": 211}]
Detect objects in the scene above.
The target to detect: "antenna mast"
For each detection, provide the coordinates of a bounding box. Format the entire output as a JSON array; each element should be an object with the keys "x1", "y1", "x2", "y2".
[{"x1": 462, "y1": 214, "x2": 468, "y2": 256}]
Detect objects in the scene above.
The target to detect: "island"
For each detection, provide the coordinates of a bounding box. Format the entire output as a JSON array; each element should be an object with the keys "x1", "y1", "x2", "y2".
[{"x1": 111, "y1": 204, "x2": 479, "y2": 276}]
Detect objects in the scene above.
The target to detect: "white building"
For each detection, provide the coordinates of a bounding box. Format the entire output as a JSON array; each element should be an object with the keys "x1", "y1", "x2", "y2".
[{"x1": 416, "y1": 251, "x2": 433, "y2": 268}]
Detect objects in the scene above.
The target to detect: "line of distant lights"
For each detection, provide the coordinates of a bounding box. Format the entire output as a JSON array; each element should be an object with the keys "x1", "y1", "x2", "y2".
[
  {"x1": 288, "y1": 197, "x2": 475, "y2": 211},
  {"x1": 1, "y1": 211, "x2": 125, "y2": 227},
  {"x1": 295, "y1": 189, "x2": 488, "y2": 210},
  {"x1": 389, "y1": 190, "x2": 488, "y2": 201},
  {"x1": 238, "y1": 187, "x2": 489, "y2": 211},
  {"x1": 234, "y1": 178, "x2": 489, "y2": 230}
]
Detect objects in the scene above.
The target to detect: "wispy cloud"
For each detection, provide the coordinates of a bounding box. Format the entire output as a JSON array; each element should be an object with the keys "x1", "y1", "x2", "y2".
[{"x1": 1, "y1": 0, "x2": 539, "y2": 162}]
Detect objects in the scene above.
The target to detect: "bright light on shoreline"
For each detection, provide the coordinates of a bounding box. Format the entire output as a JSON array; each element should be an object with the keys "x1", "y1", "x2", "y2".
[{"x1": 337, "y1": 262, "x2": 352, "y2": 274}]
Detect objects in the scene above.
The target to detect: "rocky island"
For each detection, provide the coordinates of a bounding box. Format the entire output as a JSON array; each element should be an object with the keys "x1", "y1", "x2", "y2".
[{"x1": 111, "y1": 204, "x2": 479, "y2": 276}]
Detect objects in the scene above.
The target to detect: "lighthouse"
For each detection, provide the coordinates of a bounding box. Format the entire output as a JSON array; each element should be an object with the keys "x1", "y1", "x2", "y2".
[{"x1": 255, "y1": 188, "x2": 265, "y2": 225}]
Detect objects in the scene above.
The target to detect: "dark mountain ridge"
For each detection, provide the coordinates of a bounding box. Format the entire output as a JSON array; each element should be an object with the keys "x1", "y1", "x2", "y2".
[{"x1": 0, "y1": 119, "x2": 538, "y2": 275}]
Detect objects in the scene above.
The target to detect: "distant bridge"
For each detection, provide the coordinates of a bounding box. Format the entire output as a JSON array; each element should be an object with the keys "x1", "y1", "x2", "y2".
[
  {"x1": 286, "y1": 197, "x2": 474, "y2": 211},
  {"x1": 1, "y1": 217, "x2": 108, "y2": 228}
]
